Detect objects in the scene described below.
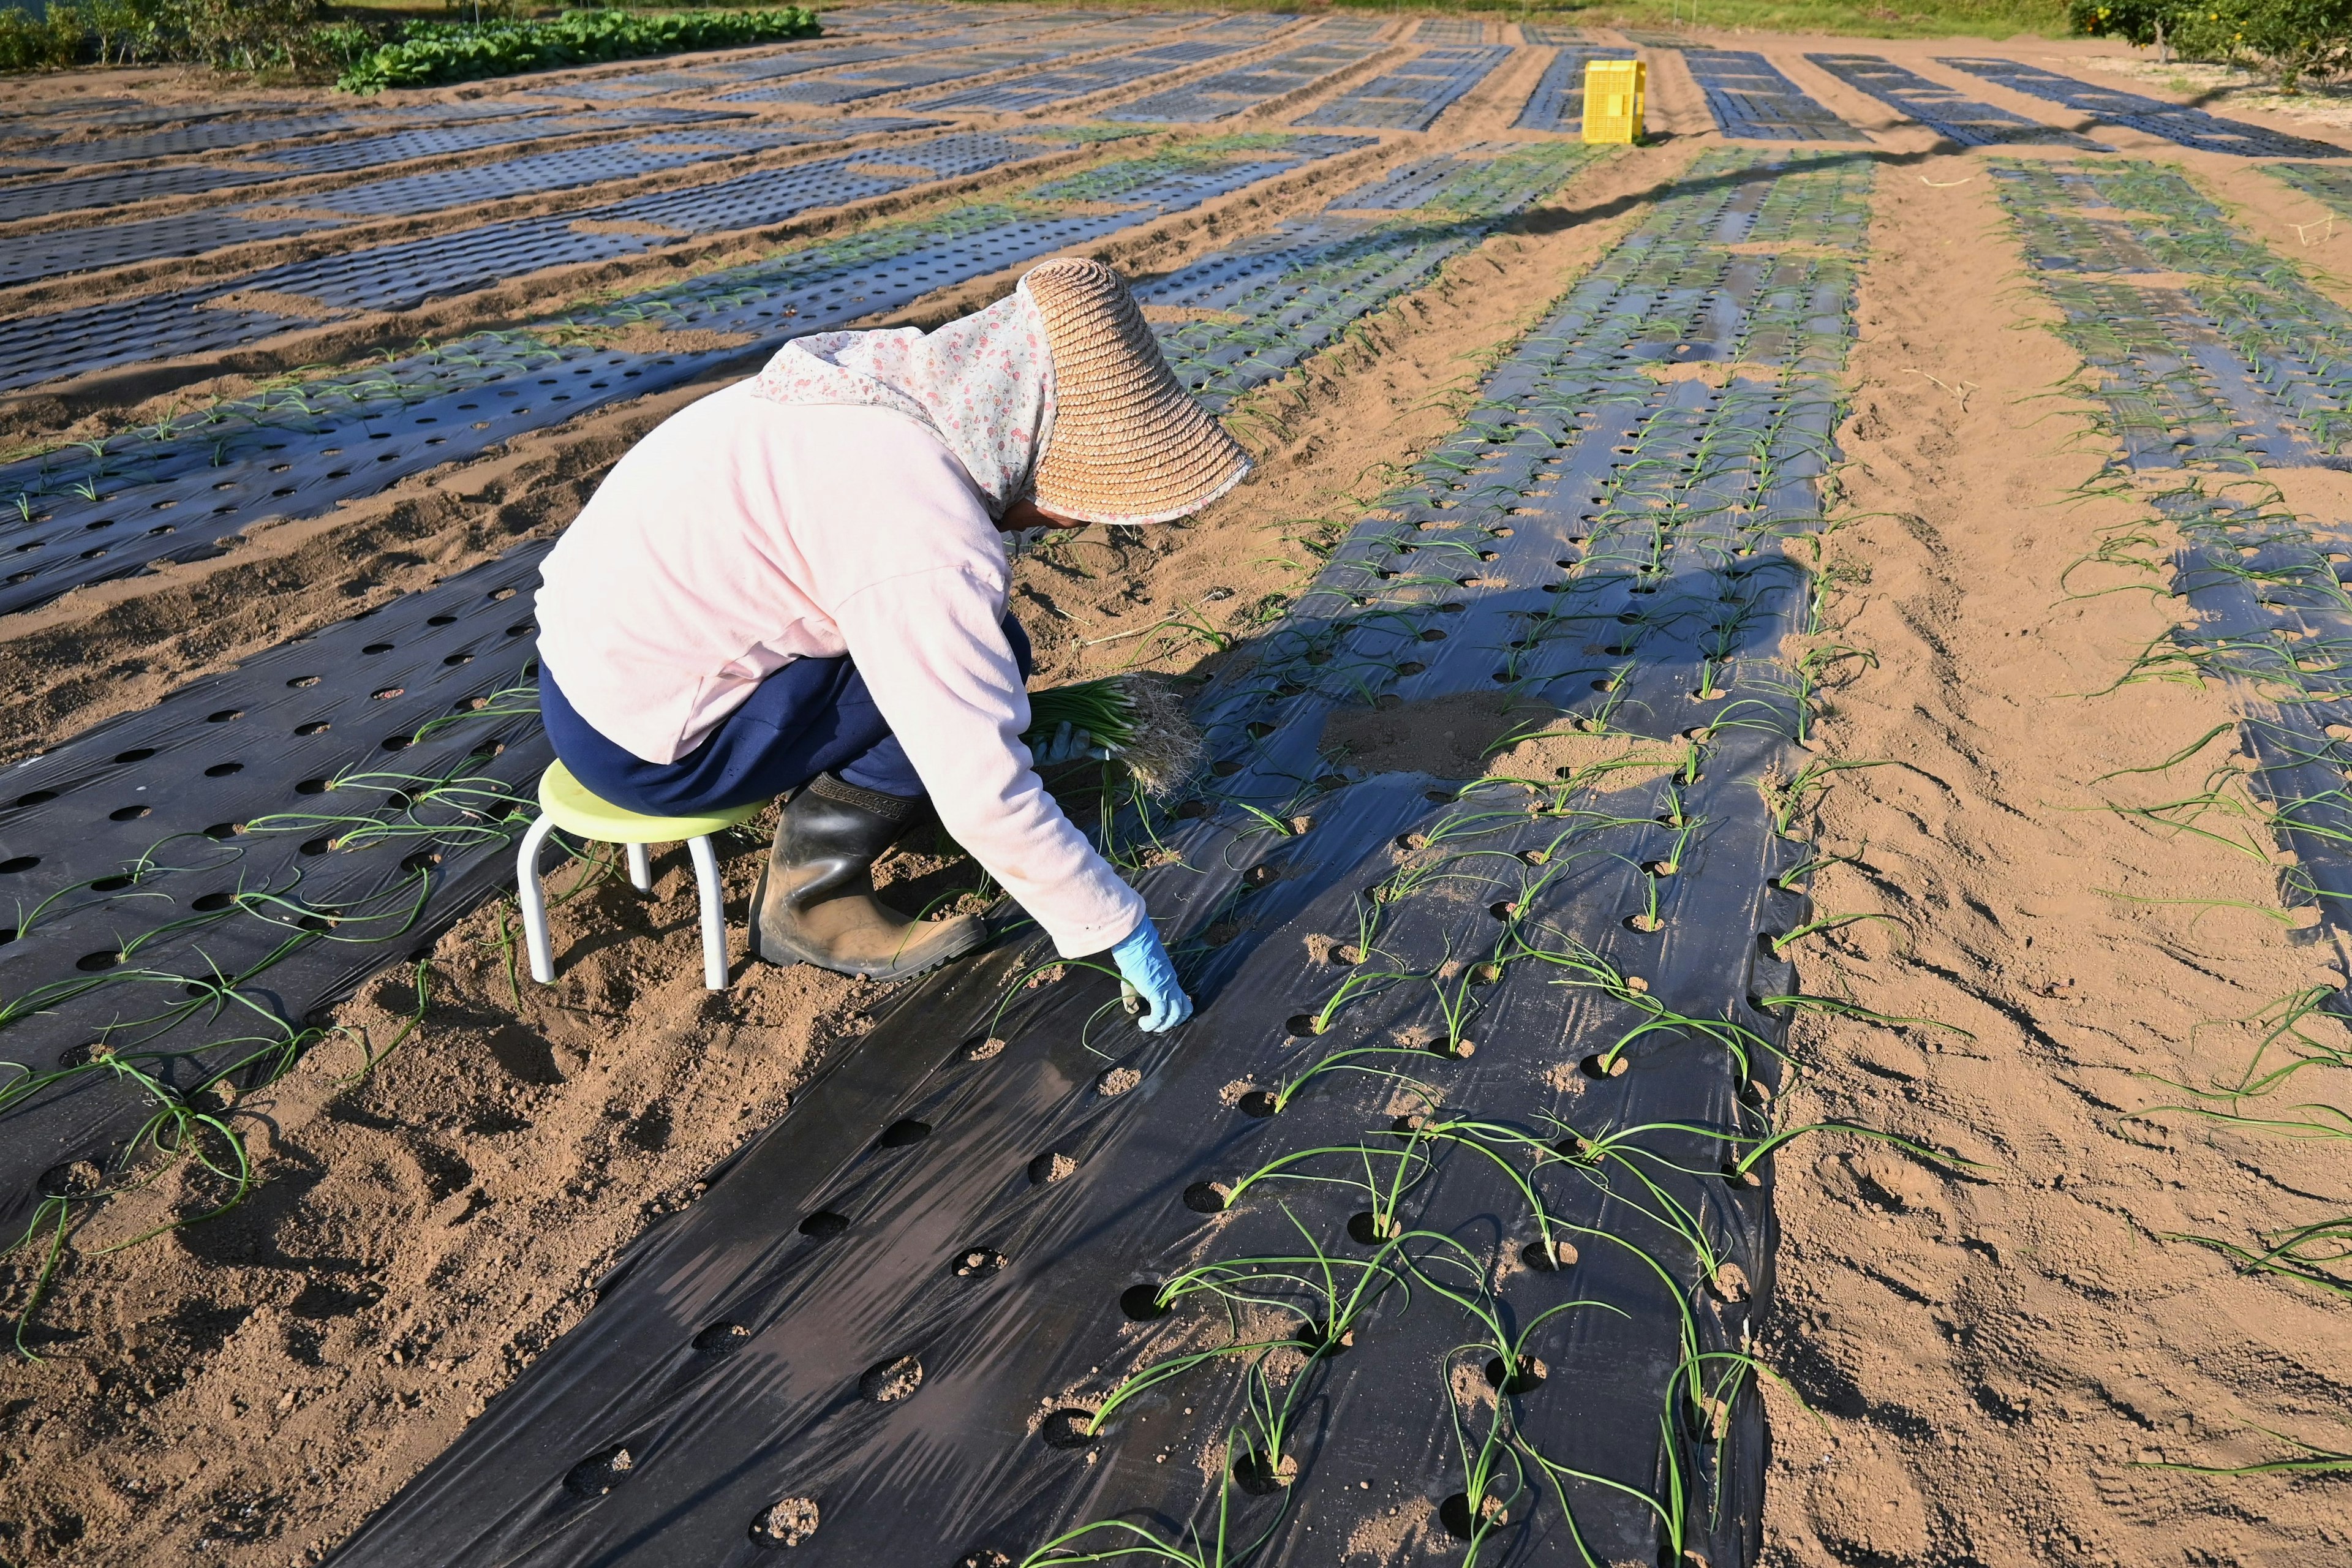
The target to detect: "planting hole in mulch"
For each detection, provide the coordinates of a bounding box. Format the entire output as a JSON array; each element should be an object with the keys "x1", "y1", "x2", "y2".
[
  {"x1": 1722, "y1": 1161, "x2": 1763, "y2": 1189},
  {"x1": 858, "y1": 1355, "x2": 922, "y2": 1403},
  {"x1": 1120, "y1": 1281, "x2": 1172, "y2": 1321},
  {"x1": 1231, "y1": 1446, "x2": 1299, "y2": 1494},
  {"x1": 952, "y1": 1248, "x2": 1006, "y2": 1279},
  {"x1": 1029, "y1": 1152, "x2": 1077, "y2": 1186},
  {"x1": 875, "y1": 1118, "x2": 931, "y2": 1149},
  {"x1": 1580, "y1": 1053, "x2": 1627, "y2": 1080},
  {"x1": 1294, "y1": 1319, "x2": 1353, "y2": 1356},
  {"x1": 1521, "y1": 1238, "x2": 1580, "y2": 1272},
  {"x1": 1439, "y1": 1489, "x2": 1511, "y2": 1539},
  {"x1": 1626, "y1": 914, "x2": 1664, "y2": 933},
  {"x1": 797, "y1": 1212, "x2": 849, "y2": 1238},
  {"x1": 1348, "y1": 1211, "x2": 1400, "y2": 1245},
  {"x1": 1237, "y1": 1088, "x2": 1278, "y2": 1118},
  {"x1": 563, "y1": 1445, "x2": 633, "y2": 1498},
  {"x1": 1095, "y1": 1066, "x2": 1140, "y2": 1097},
  {"x1": 36, "y1": 1159, "x2": 104, "y2": 1199},
  {"x1": 692, "y1": 1322, "x2": 750, "y2": 1355},
  {"x1": 1286, "y1": 1013, "x2": 1324, "y2": 1037},
  {"x1": 1428, "y1": 1036, "x2": 1474, "y2": 1058},
  {"x1": 956, "y1": 1553, "x2": 1012, "y2": 1568},
  {"x1": 1182, "y1": 1180, "x2": 1232, "y2": 1214},
  {"x1": 1711, "y1": 1263, "x2": 1751, "y2": 1303},
  {"x1": 1483, "y1": 1354, "x2": 1548, "y2": 1395},
  {"x1": 748, "y1": 1496, "x2": 820, "y2": 1549},
  {"x1": 1038, "y1": 1409, "x2": 1097, "y2": 1450},
  {"x1": 964, "y1": 1036, "x2": 1008, "y2": 1061}
]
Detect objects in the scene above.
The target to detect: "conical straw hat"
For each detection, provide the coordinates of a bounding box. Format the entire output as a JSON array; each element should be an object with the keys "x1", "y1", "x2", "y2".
[{"x1": 1023, "y1": 257, "x2": 1253, "y2": 526}]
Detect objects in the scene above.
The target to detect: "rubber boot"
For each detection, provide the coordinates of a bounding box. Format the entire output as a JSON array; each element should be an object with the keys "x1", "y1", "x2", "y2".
[{"x1": 748, "y1": 772, "x2": 986, "y2": 980}]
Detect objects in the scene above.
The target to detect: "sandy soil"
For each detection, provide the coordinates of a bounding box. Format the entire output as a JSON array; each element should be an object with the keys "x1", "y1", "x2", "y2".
[{"x1": 5, "y1": 17, "x2": 2352, "y2": 1568}]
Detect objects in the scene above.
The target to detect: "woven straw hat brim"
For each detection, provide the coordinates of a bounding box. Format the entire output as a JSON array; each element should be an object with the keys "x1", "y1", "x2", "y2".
[{"x1": 1025, "y1": 258, "x2": 1253, "y2": 526}]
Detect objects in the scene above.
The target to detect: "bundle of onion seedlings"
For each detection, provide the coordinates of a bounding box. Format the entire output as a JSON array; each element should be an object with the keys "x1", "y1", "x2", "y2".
[{"x1": 1022, "y1": 674, "x2": 1203, "y2": 797}]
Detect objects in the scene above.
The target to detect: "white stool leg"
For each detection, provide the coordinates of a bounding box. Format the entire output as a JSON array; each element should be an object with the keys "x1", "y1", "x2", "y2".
[
  {"x1": 687, "y1": 834, "x2": 728, "y2": 990},
  {"x1": 515, "y1": 815, "x2": 560, "y2": 984},
  {"x1": 625, "y1": 842, "x2": 652, "y2": 892}
]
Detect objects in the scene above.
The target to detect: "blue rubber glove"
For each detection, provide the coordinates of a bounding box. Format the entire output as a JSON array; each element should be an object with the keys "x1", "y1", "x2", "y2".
[
  {"x1": 1030, "y1": 721, "x2": 1113, "y2": 767},
  {"x1": 1111, "y1": 919, "x2": 1193, "y2": 1033}
]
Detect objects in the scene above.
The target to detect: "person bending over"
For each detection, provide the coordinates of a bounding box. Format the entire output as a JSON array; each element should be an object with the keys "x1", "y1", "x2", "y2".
[{"x1": 530, "y1": 257, "x2": 1249, "y2": 1031}]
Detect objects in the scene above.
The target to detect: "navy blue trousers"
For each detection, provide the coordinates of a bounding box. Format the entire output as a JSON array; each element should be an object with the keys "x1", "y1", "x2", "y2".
[{"x1": 540, "y1": 616, "x2": 1033, "y2": 818}]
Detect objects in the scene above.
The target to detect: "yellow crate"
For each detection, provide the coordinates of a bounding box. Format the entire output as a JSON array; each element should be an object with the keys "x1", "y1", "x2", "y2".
[{"x1": 1581, "y1": 58, "x2": 1646, "y2": 143}]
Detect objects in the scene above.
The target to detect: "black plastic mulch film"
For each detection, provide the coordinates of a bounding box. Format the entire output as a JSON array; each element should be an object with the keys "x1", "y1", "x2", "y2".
[
  {"x1": 1803, "y1": 53, "x2": 2108, "y2": 149},
  {"x1": 1940, "y1": 56, "x2": 2346, "y2": 157},
  {"x1": 0, "y1": 133, "x2": 1374, "y2": 1221},
  {"x1": 1142, "y1": 141, "x2": 1605, "y2": 409},
  {"x1": 1682, "y1": 51, "x2": 1867, "y2": 143},
  {"x1": 1989, "y1": 159, "x2": 2352, "y2": 470},
  {"x1": 1291, "y1": 45, "x2": 1512, "y2": 132},
  {"x1": 910, "y1": 38, "x2": 1256, "y2": 113},
  {"x1": 1106, "y1": 39, "x2": 1387, "y2": 124},
  {"x1": 0, "y1": 126, "x2": 1069, "y2": 390},
  {"x1": 323, "y1": 148, "x2": 1875, "y2": 1568},
  {"x1": 0, "y1": 99, "x2": 543, "y2": 166}
]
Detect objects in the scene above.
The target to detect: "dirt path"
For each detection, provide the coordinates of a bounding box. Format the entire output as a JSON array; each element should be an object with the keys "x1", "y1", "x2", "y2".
[{"x1": 1754, "y1": 150, "x2": 2352, "y2": 1566}]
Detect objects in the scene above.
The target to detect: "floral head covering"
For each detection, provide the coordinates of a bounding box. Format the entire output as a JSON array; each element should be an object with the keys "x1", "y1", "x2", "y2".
[{"x1": 749, "y1": 285, "x2": 1055, "y2": 519}]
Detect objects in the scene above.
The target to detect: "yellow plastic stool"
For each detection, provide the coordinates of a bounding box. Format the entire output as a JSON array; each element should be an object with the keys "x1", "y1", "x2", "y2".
[
  {"x1": 516, "y1": 761, "x2": 763, "y2": 991},
  {"x1": 1581, "y1": 59, "x2": 1646, "y2": 143}
]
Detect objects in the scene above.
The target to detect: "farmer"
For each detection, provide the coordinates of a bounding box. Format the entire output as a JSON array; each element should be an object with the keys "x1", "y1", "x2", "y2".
[{"x1": 530, "y1": 257, "x2": 1248, "y2": 1032}]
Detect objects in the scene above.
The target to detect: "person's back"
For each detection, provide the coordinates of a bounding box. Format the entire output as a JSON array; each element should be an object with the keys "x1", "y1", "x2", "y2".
[{"x1": 528, "y1": 257, "x2": 1246, "y2": 1028}]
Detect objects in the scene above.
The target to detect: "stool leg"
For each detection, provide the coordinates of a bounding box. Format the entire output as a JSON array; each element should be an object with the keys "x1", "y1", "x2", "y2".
[
  {"x1": 687, "y1": 834, "x2": 728, "y2": 990},
  {"x1": 515, "y1": 815, "x2": 560, "y2": 985},
  {"x1": 625, "y1": 842, "x2": 652, "y2": 893}
]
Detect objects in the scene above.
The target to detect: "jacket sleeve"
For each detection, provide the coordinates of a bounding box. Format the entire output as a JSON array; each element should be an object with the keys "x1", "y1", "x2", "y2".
[{"x1": 830, "y1": 565, "x2": 1147, "y2": 958}]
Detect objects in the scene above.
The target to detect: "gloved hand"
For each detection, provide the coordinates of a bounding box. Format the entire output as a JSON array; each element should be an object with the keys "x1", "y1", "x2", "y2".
[
  {"x1": 1030, "y1": 722, "x2": 1113, "y2": 768},
  {"x1": 1111, "y1": 919, "x2": 1193, "y2": 1033}
]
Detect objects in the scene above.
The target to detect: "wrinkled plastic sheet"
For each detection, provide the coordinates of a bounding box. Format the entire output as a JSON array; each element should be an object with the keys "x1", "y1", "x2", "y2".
[
  {"x1": 0, "y1": 544, "x2": 555, "y2": 1235},
  {"x1": 1804, "y1": 52, "x2": 2107, "y2": 148},
  {"x1": 1686, "y1": 51, "x2": 1867, "y2": 141},
  {"x1": 1293, "y1": 45, "x2": 1512, "y2": 131},
  {"x1": 1511, "y1": 43, "x2": 1637, "y2": 134},
  {"x1": 1941, "y1": 55, "x2": 2346, "y2": 156},
  {"x1": 325, "y1": 149, "x2": 1867, "y2": 1568},
  {"x1": 1106, "y1": 39, "x2": 1385, "y2": 122}
]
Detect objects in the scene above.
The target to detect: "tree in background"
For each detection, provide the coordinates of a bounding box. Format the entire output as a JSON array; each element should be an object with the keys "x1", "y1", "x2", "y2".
[{"x1": 2072, "y1": 0, "x2": 2352, "y2": 89}]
